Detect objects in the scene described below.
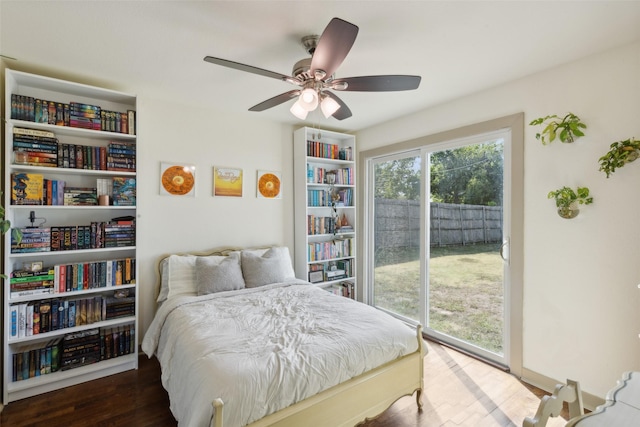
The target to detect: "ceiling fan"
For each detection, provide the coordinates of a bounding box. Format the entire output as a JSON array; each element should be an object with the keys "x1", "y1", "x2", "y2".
[{"x1": 203, "y1": 17, "x2": 421, "y2": 120}]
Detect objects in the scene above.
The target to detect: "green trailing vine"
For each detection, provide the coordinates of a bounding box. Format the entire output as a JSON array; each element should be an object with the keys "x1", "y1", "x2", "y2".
[
  {"x1": 530, "y1": 113, "x2": 587, "y2": 144},
  {"x1": 0, "y1": 192, "x2": 22, "y2": 278},
  {"x1": 598, "y1": 137, "x2": 640, "y2": 178}
]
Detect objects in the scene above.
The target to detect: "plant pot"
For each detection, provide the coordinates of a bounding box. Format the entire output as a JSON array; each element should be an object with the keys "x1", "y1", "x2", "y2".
[
  {"x1": 557, "y1": 206, "x2": 579, "y2": 219},
  {"x1": 625, "y1": 150, "x2": 639, "y2": 163}
]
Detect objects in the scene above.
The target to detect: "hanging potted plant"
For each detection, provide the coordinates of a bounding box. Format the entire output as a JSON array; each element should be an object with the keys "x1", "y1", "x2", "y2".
[
  {"x1": 598, "y1": 137, "x2": 640, "y2": 178},
  {"x1": 529, "y1": 113, "x2": 587, "y2": 144},
  {"x1": 547, "y1": 186, "x2": 593, "y2": 219}
]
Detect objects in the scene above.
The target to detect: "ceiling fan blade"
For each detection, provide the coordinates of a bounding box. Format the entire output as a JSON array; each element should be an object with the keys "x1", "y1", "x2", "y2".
[
  {"x1": 332, "y1": 75, "x2": 421, "y2": 92},
  {"x1": 310, "y1": 18, "x2": 359, "y2": 79},
  {"x1": 248, "y1": 90, "x2": 300, "y2": 112},
  {"x1": 325, "y1": 91, "x2": 352, "y2": 120},
  {"x1": 204, "y1": 56, "x2": 295, "y2": 82}
]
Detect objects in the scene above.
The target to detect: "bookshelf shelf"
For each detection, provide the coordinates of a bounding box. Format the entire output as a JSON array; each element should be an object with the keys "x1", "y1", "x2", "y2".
[
  {"x1": 10, "y1": 164, "x2": 136, "y2": 177},
  {"x1": 8, "y1": 316, "x2": 136, "y2": 345},
  {"x1": 294, "y1": 127, "x2": 356, "y2": 300},
  {"x1": 3, "y1": 69, "x2": 138, "y2": 404},
  {"x1": 307, "y1": 233, "x2": 355, "y2": 240},
  {"x1": 9, "y1": 119, "x2": 136, "y2": 141},
  {"x1": 7, "y1": 354, "x2": 137, "y2": 403},
  {"x1": 11, "y1": 205, "x2": 135, "y2": 211},
  {"x1": 8, "y1": 246, "x2": 135, "y2": 259},
  {"x1": 9, "y1": 284, "x2": 136, "y2": 304},
  {"x1": 7, "y1": 353, "x2": 136, "y2": 393}
]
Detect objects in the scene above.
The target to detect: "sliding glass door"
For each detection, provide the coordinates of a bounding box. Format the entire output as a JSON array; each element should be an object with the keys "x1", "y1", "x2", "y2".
[
  {"x1": 370, "y1": 152, "x2": 423, "y2": 321},
  {"x1": 367, "y1": 129, "x2": 512, "y2": 367}
]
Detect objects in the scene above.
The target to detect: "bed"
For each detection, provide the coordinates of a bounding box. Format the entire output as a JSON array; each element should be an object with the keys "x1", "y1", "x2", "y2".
[{"x1": 141, "y1": 246, "x2": 425, "y2": 427}]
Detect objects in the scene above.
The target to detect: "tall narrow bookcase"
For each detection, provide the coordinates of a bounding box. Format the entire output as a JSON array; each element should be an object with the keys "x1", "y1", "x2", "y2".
[
  {"x1": 293, "y1": 127, "x2": 356, "y2": 299},
  {"x1": 3, "y1": 69, "x2": 138, "y2": 404}
]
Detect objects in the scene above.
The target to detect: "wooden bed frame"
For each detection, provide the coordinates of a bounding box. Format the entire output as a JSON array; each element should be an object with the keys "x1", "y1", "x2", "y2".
[
  {"x1": 154, "y1": 247, "x2": 426, "y2": 427},
  {"x1": 211, "y1": 324, "x2": 424, "y2": 427}
]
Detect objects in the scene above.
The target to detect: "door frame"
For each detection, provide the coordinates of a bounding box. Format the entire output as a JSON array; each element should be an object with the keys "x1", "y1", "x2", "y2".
[{"x1": 358, "y1": 113, "x2": 524, "y2": 376}]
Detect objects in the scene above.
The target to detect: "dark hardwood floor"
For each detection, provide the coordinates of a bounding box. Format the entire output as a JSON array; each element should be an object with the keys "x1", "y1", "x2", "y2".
[{"x1": 1, "y1": 340, "x2": 569, "y2": 427}]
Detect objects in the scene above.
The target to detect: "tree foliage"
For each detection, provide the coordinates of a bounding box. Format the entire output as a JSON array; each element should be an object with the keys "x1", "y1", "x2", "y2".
[
  {"x1": 374, "y1": 141, "x2": 504, "y2": 206},
  {"x1": 431, "y1": 141, "x2": 503, "y2": 206},
  {"x1": 374, "y1": 157, "x2": 421, "y2": 200}
]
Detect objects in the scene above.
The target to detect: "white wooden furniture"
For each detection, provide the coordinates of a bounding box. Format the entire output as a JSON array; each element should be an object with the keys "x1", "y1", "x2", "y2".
[
  {"x1": 524, "y1": 372, "x2": 640, "y2": 427},
  {"x1": 523, "y1": 379, "x2": 584, "y2": 427},
  {"x1": 3, "y1": 69, "x2": 138, "y2": 404},
  {"x1": 212, "y1": 325, "x2": 424, "y2": 427},
  {"x1": 293, "y1": 127, "x2": 356, "y2": 296},
  {"x1": 147, "y1": 247, "x2": 424, "y2": 427},
  {"x1": 566, "y1": 371, "x2": 640, "y2": 427},
  {"x1": 211, "y1": 334, "x2": 424, "y2": 427}
]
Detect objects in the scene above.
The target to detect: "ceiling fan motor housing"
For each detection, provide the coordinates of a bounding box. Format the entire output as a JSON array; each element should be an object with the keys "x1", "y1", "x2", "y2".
[
  {"x1": 301, "y1": 34, "x2": 319, "y2": 55},
  {"x1": 292, "y1": 58, "x2": 313, "y2": 80}
]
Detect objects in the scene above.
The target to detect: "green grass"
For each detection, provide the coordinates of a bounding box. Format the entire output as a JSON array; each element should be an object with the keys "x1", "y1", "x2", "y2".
[{"x1": 374, "y1": 243, "x2": 504, "y2": 354}]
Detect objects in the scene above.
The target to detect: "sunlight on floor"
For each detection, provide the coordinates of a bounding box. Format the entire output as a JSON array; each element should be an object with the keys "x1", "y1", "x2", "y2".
[{"x1": 364, "y1": 340, "x2": 567, "y2": 427}]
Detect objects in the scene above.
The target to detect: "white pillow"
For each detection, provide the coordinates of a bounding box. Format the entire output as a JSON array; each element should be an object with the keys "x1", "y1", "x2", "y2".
[
  {"x1": 165, "y1": 254, "x2": 197, "y2": 300},
  {"x1": 241, "y1": 246, "x2": 296, "y2": 288},
  {"x1": 196, "y1": 252, "x2": 245, "y2": 295},
  {"x1": 157, "y1": 258, "x2": 171, "y2": 302},
  {"x1": 157, "y1": 255, "x2": 196, "y2": 302},
  {"x1": 157, "y1": 254, "x2": 227, "y2": 302}
]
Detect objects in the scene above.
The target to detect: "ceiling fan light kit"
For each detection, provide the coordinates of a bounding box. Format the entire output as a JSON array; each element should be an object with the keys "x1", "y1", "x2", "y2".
[
  {"x1": 299, "y1": 87, "x2": 319, "y2": 111},
  {"x1": 320, "y1": 95, "x2": 340, "y2": 118},
  {"x1": 290, "y1": 100, "x2": 309, "y2": 120},
  {"x1": 204, "y1": 17, "x2": 421, "y2": 121}
]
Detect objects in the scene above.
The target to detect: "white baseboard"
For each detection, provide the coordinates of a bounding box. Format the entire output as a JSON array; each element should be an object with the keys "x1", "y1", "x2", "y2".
[{"x1": 521, "y1": 367, "x2": 604, "y2": 411}]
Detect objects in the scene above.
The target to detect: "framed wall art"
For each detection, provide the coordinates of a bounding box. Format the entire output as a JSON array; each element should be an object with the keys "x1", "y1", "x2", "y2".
[
  {"x1": 213, "y1": 166, "x2": 243, "y2": 197},
  {"x1": 160, "y1": 162, "x2": 196, "y2": 197},
  {"x1": 256, "y1": 170, "x2": 282, "y2": 199}
]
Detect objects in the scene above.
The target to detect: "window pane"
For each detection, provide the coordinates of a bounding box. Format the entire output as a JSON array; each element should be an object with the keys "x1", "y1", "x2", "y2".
[
  {"x1": 373, "y1": 155, "x2": 421, "y2": 322},
  {"x1": 427, "y1": 140, "x2": 504, "y2": 355}
]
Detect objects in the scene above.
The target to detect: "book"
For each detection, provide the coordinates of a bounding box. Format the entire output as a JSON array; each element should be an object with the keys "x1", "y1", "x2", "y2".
[
  {"x1": 10, "y1": 305, "x2": 19, "y2": 339},
  {"x1": 67, "y1": 301, "x2": 76, "y2": 328},
  {"x1": 32, "y1": 303, "x2": 40, "y2": 334},
  {"x1": 63, "y1": 187, "x2": 98, "y2": 206},
  {"x1": 39, "y1": 301, "x2": 51, "y2": 333},
  {"x1": 96, "y1": 178, "x2": 113, "y2": 198},
  {"x1": 127, "y1": 110, "x2": 136, "y2": 135},
  {"x1": 11, "y1": 173, "x2": 44, "y2": 205},
  {"x1": 17, "y1": 303, "x2": 28, "y2": 338},
  {"x1": 13, "y1": 140, "x2": 58, "y2": 151},
  {"x1": 51, "y1": 299, "x2": 60, "y2": 330},
  {"x1": 112, "y1": 177, "x2": 136, "y2": 206},
  {"x1": 10, "y1": 287, "x2": 55, "y2": 299}
]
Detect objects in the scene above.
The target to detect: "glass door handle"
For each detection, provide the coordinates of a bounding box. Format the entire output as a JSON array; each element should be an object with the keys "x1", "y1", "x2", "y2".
[{"x1": 500, "y1": 239, "x2": 509, "y2": 264}]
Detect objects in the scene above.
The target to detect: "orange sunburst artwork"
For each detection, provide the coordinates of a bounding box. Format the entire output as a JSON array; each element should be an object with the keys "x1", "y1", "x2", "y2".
[{"x1": 257, "y1": 170, "x2": 281, "y2": 199}]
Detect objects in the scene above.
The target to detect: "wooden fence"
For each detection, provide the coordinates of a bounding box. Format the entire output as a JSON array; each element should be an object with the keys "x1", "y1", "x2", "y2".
[{"x1": 375, "y1": 199, "x2": 503, "y2": 247}]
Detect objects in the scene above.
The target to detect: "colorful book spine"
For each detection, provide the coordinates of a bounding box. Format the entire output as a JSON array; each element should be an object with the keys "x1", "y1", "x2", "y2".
[{"x1": 11, "y1": 173, "x2": 44, "y2": 205}]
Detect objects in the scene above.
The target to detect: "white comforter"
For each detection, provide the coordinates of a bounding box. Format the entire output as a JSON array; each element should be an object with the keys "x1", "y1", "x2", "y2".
[{"x1": 142, "y1": 282, "x2": 419, "y2": 427}]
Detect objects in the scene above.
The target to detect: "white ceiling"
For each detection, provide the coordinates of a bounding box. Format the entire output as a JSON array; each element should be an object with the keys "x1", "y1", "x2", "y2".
[{"x1": 2, "y1": 1, "x2": 640, "y2": 133}]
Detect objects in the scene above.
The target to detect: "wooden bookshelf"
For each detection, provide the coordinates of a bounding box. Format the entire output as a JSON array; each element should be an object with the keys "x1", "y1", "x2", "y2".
[
  {"x1": 293, "y1": 127, "x2": 356, "y2": 299},
  {"x1": 3, "y1": 69, "x2": 138, "y2": 404}
]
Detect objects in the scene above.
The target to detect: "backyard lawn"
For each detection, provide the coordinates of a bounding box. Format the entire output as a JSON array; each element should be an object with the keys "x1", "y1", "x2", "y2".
[{"x1": 374, "y1": 243, "x2": 504, "y2": 354}]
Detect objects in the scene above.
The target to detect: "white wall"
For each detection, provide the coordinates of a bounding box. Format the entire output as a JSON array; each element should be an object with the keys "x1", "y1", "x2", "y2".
[
  {"x1": 356, "y1": 41, "x2": 640, "y2": 398},
  {"x1": 135, "y1": 97, "x2": 296, "y2": 334}
]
